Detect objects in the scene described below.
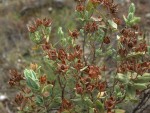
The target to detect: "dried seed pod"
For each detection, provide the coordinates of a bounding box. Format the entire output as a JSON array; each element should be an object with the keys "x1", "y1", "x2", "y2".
[
  {"x1": 69, "y1": 29, "x2": 79, "y2": 39},
  {"x1": 103, "y1": 36, "x2": 110, "y2": 44}
]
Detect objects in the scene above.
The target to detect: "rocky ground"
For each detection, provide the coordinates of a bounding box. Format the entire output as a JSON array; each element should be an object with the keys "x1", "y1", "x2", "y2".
[{"x1": 0, "y1": 0, "x2": 149, "y2": 113}]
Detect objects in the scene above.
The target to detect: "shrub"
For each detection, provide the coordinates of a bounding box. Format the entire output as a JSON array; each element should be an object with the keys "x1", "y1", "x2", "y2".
[{"x1": 9, "y1": 1, "x2": 150, "y2": 113}]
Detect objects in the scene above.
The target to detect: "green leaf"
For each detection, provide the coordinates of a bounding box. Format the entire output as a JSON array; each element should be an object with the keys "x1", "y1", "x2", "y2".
[
  {"x1": 24, "y1": 69, "x2": 39, "y2": 90},
  {"x1": 71, "y1": 93, "x2": 82, "y2": 103},
  {"x1": 127, "y1": 84, "x2": 136, "y2": 98},
  {"x1": 127, "y1": 52, "x2": 145, "y2": 59},
  {"x1": 95, "y1": 100, "x2": 104, "y2": 112},
  {"x1": 85, "y1": 11, "x2": 90, "y2": 20},
  {"x1": 123, "y1": 15, "x2": 128, "y2": 23},
  {"x1": 130, "y1": 17, "x2": 141, "y2": 25},
  {"x1": 62, "y1": 110, "x2": 70, "y2": 113},
  {"x1": 129, "y1": 3, "x2": 135, "y2": 14},
  {"x1": 106, "y1": 49, "x2": 113, "y2": 56},
  {"x1": 35, "y1": 32, "x2": 43, "y2": 43},
  {"x1": 116, "y1": 73, "x2": 129, "y2": 83},
  {"x1": 130, "y1": 98, "x2": 139, "y2": 103},
  {"x1": 71, "y1": 97, "x2": 83, "y2": 106},
  {"x1": 147, "y1": 46, "x2": 150, "y2": 55},
  {"x1": 86, "y1": 0, "x2": 94, "y2": 11},
  {"x1": 84, "y1": 97, "x2": 93, "y2": 107},
  {"x1": 143, "y1": 73, "x2": 150, "y2": 77},
  {"x1": 108, "y1": 20, "x2": 117, "y2": 29},
  {"x1": 42, "y1": 84, "x2": 53, "y2": 93},
  {"x1": 54, "y1": 97, "x2": 62, "y2": 104},
  {"x1": 86, "y1": 0, "x2": 98, "y2": 13},
  {"x1": 97, "y1": 28, "x2": 105, "y2": 42},
  {"x1": 22, "y1": 106, "x2": 31, "y2": 112},
  {"x1": 115, "y1": 109, "x2": 125, "y2": 113},
  {"x1": 71, "y1": 98, "x2": 82, "y2": 102},
  {"x1": 96, "y1": 49, "x2": 102, "y2": 56},
  {"x1": 133, "y1": 83, "x2": 147, "y2": 90},
  {"x1": 57, "y1": 27, "x2": 64, "y2": 38},
  {"x1": 80, "y1": 66, "x2": 88, "y2": 72},
  {"x1": 127, "y1": 13, "x2": 134, "y2": 21},
  {"x1": 132, "y1": 76, "x2": 150, "y2": 83},
  {"x1": 35, "y1": 95, "x2": 44, "y2": 106},
  {"x1": 114, "y1": 85, "x2": 120, "y2": 93},
  {"x1": 89, "y1": 107, "x2": 95, "y2": 113},
  {"x1": 24, "y1": 92, "x2": 33, "y2": 97},
  {"x1": 114, "y1": 85, "x2": 124, "y2": 98},
  {"x1": 26, "y1": 76, "x2": 39, "y2": 90},
  {"x1": 24, "y1": 69, "x2": 37, "y2": 80}
]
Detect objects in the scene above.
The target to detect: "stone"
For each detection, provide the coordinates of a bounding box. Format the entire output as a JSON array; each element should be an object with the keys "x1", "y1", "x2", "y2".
[
  {"x1": 48, "y1": 7, "x2": 53, "y2": 13},
  {"x1": 52, "y1": 0, "x2": 65, "y2": 9},
  {"x1": 145, "y1": 13, "x2": 150, "y2": 19}
]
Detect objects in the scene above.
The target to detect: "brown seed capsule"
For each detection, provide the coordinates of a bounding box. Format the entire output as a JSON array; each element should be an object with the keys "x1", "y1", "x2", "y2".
[
  {"x1": 103, "y1": 36, "x2": 110, "y2": 44},
  {"x1": 88, "y1": 65, "x2": 100, "y2": 79},
  {"x1": 113, "y1": 17, "x2": 122, "y2": 25},
  {"x1": 69, "y1": 29, "x2": 79, "y2": 39},
  {"x1": 8, "y1": 79, "x2": 16, "y2": 86},
  {"x1": 86, "y1": 83, "x2": 94, "y2": 92},
  {"x1": 118, "y1": 48, "x2": 127, "y2": 57},
  {"x1": 42, "y1": 18, "x2": 52, "y2": 27},
  {"x1": 27, "y1": 25, "x2": 37, "y2": 33},
  {"x1": 48, "y1": 49, "x2": 57, "y2": 60},
  {"x1": 84, "y1": 22, "x2": 98, "y2": 33},
  {"x1": 62, "y1": 99, "x2": 72, "y2": 110},
  {"x1": 98, "y1": 82, "x2": 106, "y2": 91},
  {"x1": 14, "y1": 93, "x2": 24, "y2": 105},
  {"x1": 101, "y1": 65, "x2": 107, "y2": 71},
  {"x1": 39, "y1": 75, "x2": 47, "y2": 84},
  {"x1": 76, "y1": 4, "x2": 85, "y2": 12},
  {"x1": 105, "y1": 96, "x2": 116, "y2": 111},
  {"x1": 132, "y1": 25, "x2": 139, "y2": 31},
  {"x1": 67, "y1": 53, "x2": 75, "y2": 61},
  {"x1": 120, "y1": 36, "x2": 126, "y2": 44},
  {"x1": 74, "y1": 60, "x2": 84, "y2": 70},
  {"x1": 75, "y1": 84, "x2": 83, "y2": 94},
  {"x1": 58, "y1": 49, "x2": 67, "y2": 61},
  {"x1": 42, "y1": 42, "x2": 51, "y2": 50},
  {"x1": 57, "y1": 61, "x2": 69, "y2": 73},
  {"x1": 35, "y1": 18, "x2": 42, "y2": 26},
  {"x1": 128, "y1": 41, "x2": 134, "y2": 48},
  {"x1": 30, "y1": 63, "x2": 38, "y2": 71},
  {"x1": 109, "y1": 3, "x2": 118, "y2": 14},
  {"x1": 121, "y1": 28, "x2": 129, "y2": 37}
]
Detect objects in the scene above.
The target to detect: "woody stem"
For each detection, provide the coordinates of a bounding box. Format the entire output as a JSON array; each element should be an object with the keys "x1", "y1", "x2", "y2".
[{"x1": 83, "y1": 31, "x2": 87, "y2": 65}]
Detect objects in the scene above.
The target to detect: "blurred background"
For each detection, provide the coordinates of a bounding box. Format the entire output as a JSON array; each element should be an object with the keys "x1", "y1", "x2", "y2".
[{"x1": 0, "y1": 0, "x2": 149, "y2": 113}]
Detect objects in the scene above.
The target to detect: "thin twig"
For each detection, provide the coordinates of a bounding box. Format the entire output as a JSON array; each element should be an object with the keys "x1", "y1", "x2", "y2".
[{"x1": 83, "y1": 31, "x2": 87, "y2": 65}]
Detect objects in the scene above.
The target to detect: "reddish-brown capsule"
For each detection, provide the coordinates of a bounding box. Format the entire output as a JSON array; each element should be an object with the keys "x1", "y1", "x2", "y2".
[
  {"x1": 57, "y1": 61, "x2": 69, "y2": 73},
  {"x1": 42, "y1": 18, "x2": 52, "y2": 27},
  {"x1": 35, "y1": 18, "x2": 43, "y2": 26},
  {"x1": 48, "y1": 49, "x2": 58, "y2": 60},
  {"x1": 113, "y1": 17, "x2": 122, "y2": 25},
  {"x1": 27, "y1": 25, "x2": 37, "y2": 33},
  {"x1": 69, "y1": 29, "x2": 79, "y2": 39},
  {"x1": 76, "y1": 4, "x2": 85, "y2": 12},
  {"x1": 39, "y1": 75, "x2": 47, "y2": 84},
  {"x1": 75, "y1": 84, "x2": 83, "y2": 94},
  {"x1": 103, "y1": 36, "x2": 110, "y2": 44}
]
